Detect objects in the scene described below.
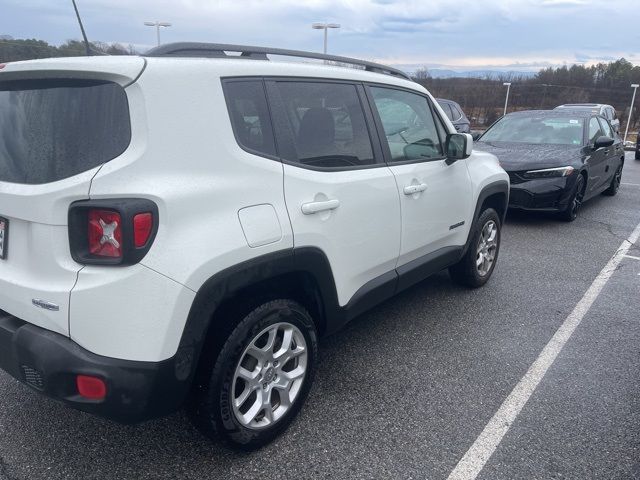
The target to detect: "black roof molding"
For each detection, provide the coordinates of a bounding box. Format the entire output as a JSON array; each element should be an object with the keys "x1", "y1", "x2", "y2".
[{"x1": 144, "y1": 42, "x2": 413, "y2": 81}]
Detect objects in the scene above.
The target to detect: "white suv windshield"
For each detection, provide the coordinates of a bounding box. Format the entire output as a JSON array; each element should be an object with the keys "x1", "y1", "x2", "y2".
[
  {"x1": 0, "y1": 79, "x2": 131, "y2": 184},
  {"x1": 482, "y1": 116, "x2": 584, "y2": 145}
]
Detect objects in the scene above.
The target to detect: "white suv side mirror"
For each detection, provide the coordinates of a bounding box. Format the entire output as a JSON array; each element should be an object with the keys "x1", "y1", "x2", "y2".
[{"x1": 446, "y1": 133, "x2": 473, "y2": 164}]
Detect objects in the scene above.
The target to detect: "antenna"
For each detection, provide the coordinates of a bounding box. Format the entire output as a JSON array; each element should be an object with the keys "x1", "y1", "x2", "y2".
[{"x1": 71, "y1": 0, "x2": 92, "y2": 56}]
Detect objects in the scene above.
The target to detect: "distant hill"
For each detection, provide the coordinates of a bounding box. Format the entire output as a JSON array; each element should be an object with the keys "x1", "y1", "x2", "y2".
[
  {"x1": 427, "y1": 68, "x2": 537, "y2": 80},
  {"x1": 404, "y1": 66, "x2": 537, "y2": 80}
]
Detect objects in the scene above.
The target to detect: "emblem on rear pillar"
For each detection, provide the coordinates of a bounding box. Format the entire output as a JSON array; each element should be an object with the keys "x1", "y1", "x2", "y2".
[{"x1": 32, "y1": 299, "x2": 60, "y2": 311}]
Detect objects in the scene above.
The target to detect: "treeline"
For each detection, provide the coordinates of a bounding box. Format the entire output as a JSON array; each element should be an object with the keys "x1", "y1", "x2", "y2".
[
  {"x1": 417, "y1": 59, "x2": 640, "y2": 129},
  {"x1": 2, "y1": 37, "x2": 638, "y2": 131},
  {"x1": 0, "y1": 38, "x2": 136, "y2": 62},
  {"x1": 536, "y1": 59, "x2": 640, "y2": 90}
]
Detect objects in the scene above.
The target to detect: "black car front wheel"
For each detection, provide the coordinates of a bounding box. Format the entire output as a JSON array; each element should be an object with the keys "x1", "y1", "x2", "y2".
[
  {"x1": 602, "y1": 163, "x2": 623, "y2": 196},
  {"x1": 559, "y1": 174, "x2": 585, "y2": 222}
]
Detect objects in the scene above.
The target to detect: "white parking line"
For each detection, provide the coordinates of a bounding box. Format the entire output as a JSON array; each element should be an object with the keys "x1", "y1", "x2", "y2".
[
  {"x1": 447, "y1": 220, "x2": 640, "y2": 480},
  {"x1": 622, "y1": 183, "x2": 640, "y2": 187},
  {"x1": 624, "y1": 254, "x2": 640, "y2": 261}
]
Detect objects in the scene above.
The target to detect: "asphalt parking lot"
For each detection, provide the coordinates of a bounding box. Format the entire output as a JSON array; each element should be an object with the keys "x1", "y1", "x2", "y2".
[{"x1": 1, "y1": 152, "x2": 639, "y2": 480}]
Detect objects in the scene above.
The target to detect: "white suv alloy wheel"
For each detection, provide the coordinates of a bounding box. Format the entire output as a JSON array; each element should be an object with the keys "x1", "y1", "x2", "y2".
[{"x1": 231, "y1": 322, "x2": 308, "y2": 429}]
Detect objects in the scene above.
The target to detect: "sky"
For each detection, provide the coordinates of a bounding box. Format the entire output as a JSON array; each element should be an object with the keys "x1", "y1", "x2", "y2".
[{"x1": 1, "y1": 0, "x2": 638, "y2": 72}]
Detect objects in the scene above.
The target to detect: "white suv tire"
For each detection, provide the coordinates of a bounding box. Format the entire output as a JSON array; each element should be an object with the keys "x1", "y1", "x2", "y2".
[
  {"x1": 449, "y1": 208, "x2": 501, "y2": 288},
  {"x1": 188, "y1": 299, "x2": 318, "y2": 450}
]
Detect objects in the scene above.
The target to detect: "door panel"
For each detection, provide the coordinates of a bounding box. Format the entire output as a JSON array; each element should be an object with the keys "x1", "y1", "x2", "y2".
[
  {"x1": 389, "y1": 159, "x2": 472, "y2": 265},
  {"x1": 367, "y1": 86, "x2": 473, "y2": 267},
  {"x1": 268, "y1": 80, "x2": 402, "y2": 306},
  {"x1": 598, "y1": 116, "x2": 623, "y2": 182},
  {"x1": 283, "y1": 166, "x2": 401, "y2": 305},
  {"x1": 586, "y1": 116, "x2": 608, "y2": 194}
]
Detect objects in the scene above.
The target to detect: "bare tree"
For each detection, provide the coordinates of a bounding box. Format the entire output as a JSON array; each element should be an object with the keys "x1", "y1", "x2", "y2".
[{"x1": 414, "y1": 67, "x2": 430, "y2": 80}]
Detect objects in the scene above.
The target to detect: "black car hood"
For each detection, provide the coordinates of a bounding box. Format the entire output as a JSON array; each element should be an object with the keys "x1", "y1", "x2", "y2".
[{"x1": 475, "y1": 141, "x2": 582, "y2": 171}]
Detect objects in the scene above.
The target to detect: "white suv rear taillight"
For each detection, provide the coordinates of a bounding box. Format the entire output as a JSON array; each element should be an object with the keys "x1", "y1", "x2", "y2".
[{"x1": 69, "y1": 199, "x2": 158, "y2": 266}]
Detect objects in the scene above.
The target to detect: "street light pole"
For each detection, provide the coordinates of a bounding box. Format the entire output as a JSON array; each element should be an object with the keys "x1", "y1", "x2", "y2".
[
  {"x1": 323, "y1": 28, "x2": 328, "y2": 56},
  {"x1": 503, "y1": 82, "x2": 512, "y2": 116},
  {"x1": 623, "y1": 83, "x2": 639, "y2": 145},
  {"x1": 311, "y1": 22, "x2": 341, "y2": 54},
  {"x1": 144, "y1": 21, "x2": 172, "y2": 46}
]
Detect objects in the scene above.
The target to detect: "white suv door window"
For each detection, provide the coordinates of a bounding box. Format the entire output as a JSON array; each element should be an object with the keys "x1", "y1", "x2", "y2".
[
  {"x1": 368, "y1": 86, "x2": 473, "y2": 265},
  {"x1": 372, "y1": 89, "x2": 445, "y2": 162},
  {"x1": 269, "y1": 80, "x2": 401, "y2": 306},
  {"x1": 269, "y1": 81, "x2": 377, "y2": 169}
]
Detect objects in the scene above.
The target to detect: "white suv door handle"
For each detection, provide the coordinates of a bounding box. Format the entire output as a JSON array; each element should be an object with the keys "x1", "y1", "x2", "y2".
[
  {"x1": 301, "y1": 199, "x2": 340, "y2": 215},
  {"x1": 403, "y1": 183, "x2": 428, "y2": 195}
]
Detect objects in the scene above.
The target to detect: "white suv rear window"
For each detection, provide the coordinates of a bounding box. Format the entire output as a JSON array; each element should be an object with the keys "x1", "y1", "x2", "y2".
[{"x1": 0, "y1": 79, "x2": 131, "y2": 184}]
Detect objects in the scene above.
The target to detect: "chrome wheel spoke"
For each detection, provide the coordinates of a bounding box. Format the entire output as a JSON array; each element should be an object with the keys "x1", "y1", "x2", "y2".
[
  {"x1": 274, "y1": 327, "x2": 294, "y2": 359},
  {"x1": 262, "y1": 399, "x2": 275, "y2": 424},
  {"x1": 275, "y1": 386, "x2": 292, "y2": 409},
  {"x1": 234, "y1": 384, "x2": 255, "y2": 408},
  {"x1": 246, "y1": 344, "x2": 268, "y2": 363},
  {"x1": 241, "y1": 392, "x2": 264, "y2": 425},
  {"x1": 263, "y1": 327, "x2": 278, "y2": 353},
  {"x1": 237, "y1": 366, "x2": 259, "y2": 382},
  {"x1": 486, "y1": 226, "x2": 496, "y2": 243},
  {"x1": 275, "y1": 344, "x2": 306, "y2": 365},
  {"x1": 282, "y1": 365, "x2": 305, "y2": 382}
]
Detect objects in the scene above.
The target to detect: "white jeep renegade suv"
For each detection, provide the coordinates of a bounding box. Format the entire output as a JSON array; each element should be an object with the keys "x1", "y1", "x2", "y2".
[{"x1": 0, "y1": 43, "x2": 508, "y2": 449}]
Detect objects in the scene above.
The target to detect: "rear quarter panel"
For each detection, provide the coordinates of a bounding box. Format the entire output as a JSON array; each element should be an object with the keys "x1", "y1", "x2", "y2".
[{"x1": 76, "y1": 60, "x2": 294, "y2": 361}]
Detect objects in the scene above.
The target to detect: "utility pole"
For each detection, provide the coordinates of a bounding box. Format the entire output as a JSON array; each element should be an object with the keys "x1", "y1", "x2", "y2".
[
  {"x1": 311, "y1": 22, "x2": 341, "y2": 54},
  {"x1": 623, "y1": 83, "x2": 639, "y2": 145},
  {"x1": 503, "y1": 82, "x2": 512, "y2": 116},
  {"x1": 144, "y1": 21, "x2": 172, "y2": 46}
]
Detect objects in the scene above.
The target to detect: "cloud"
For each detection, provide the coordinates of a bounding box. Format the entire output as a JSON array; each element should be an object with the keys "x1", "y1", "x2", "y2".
[
  {"x1": 541, "y1": 0, "x2": 587, "y2": 6},
  {"x1": 1, "y1": 0, "x2": 637, "y2": 71}
]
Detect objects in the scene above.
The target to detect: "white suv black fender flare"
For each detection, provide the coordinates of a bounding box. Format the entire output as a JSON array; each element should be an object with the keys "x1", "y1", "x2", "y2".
[{"x1": 461, "y1": 180, "x2": 509, "y2": 257}]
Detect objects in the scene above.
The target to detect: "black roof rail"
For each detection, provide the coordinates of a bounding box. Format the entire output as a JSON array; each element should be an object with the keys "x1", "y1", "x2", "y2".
[{"x1": 144, "y1": 42, "x2": 413, "y2": 81}]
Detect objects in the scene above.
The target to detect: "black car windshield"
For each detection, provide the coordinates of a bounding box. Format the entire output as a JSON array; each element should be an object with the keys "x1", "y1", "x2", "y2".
[{"x1": 482, "y1": 116, "x2": 584, "y2": 145}]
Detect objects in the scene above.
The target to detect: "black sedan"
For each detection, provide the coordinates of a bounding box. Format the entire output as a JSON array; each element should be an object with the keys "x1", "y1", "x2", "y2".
[{"x1": 476, "y1": 110, "x2": 624, "y2": 221}]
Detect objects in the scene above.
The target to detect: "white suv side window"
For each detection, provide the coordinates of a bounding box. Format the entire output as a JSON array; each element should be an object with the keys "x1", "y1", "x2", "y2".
[
  {"x1": 370, "y1": 87, "x2": 444, "y2": 162},
  {"x1": 223, "y1": 79, "x2": 277, "y2": 157},
  {"x1": 269, "y1": 81, "x2": 377, "y2": 169}
]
